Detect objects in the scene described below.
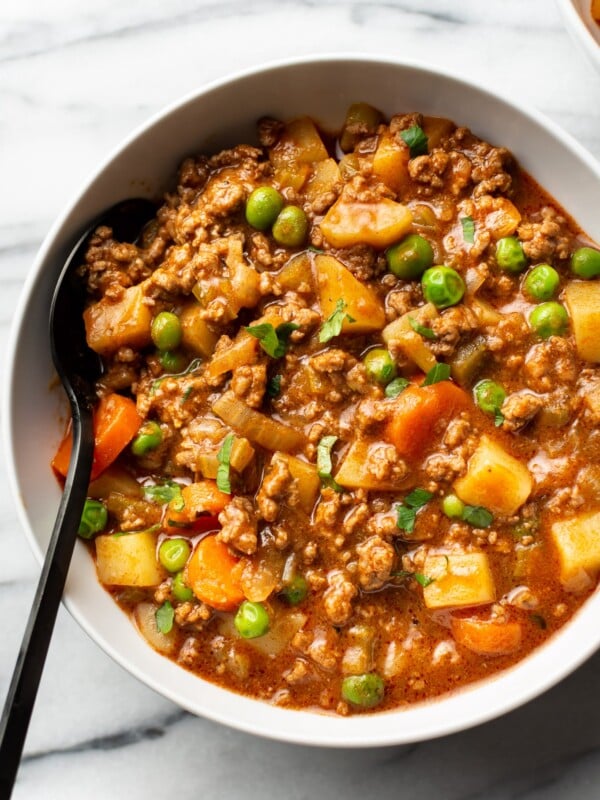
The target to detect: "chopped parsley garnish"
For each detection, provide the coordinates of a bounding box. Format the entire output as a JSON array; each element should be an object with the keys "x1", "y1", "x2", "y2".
[
  {"x1": 400, "y1": 125, "x2": 428, "y2": 158},
  {"x1": 151, "y1": 357, "x2": 202, "y2": 393},
  {"x1": 461, "y1": 216, "x2": 476, "y2": 244},
  {"x1": 245, "y1": 322, "x2": 299, "y2": 358},
  {"x1": 530, "y1": 613, "x2": 547, "y2": 630},
  {"x1": 216, "y1": 433, "x2": 235, "y2": 494},
  {"x1": 422, "y1": 362, "x2": 451, "y2": 386},
  {"x1": 308, "y1": 245, "x2": 325, "y2": 254},
  {"x1": 385, "y1": 376, "x2": 410, "y2": 398},
  {"x1": 156, "y1": 601, "x2": 175, "y2": 634},
  {"x1": 317, "y1": 435, "x2": 343, "y2": 492},
  {"x1": 396, "y1": 488, "x2": 434, "y2": 533},
  {"x1": 318, "y1": 299, "x2": 355, "y2": 343},
  {"x1": 461, "y1": 505, "x2": 494, "y2": 528},
  {"x1": 494, "y1": 408, "x2": 505, "y2": 427},
  {"x1": 393, "y1": 570, "x2": 435, "y2": 587},
  {"x1": 267, "y1": 374, "x2": 282, "y2": 398},
  {"x1": 144, "y1": 481, "x2": 184, "y2": 509},
  {"x1": 408, "y1": 316, "x2": 437, "y2": 340}
]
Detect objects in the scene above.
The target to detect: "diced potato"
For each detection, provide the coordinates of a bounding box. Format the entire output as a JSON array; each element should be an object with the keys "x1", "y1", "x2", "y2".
[
  {"x1": 270, "y1": 117, "x2": 328, "y2": 189},
  {"x1": 450, "y1": 336, "x2": 489, "y2": 388},
  {"x1": 341, "y1": 625, "x2": 375, "y2": 675},
  {"x1": 380, "y1": 640, "x2": 407, "y2": 679},
  {"x1": 276, "y1": 252, "x2": 314, "y2": 293},
  {"x1": 96, "y1": 530, "x2": 165, "y2": 587},
  {"x1": 88, "y1": 465, "x2": 142, "y2": 500},
  {"x1": 422, "y1": 116, "x2": 455, "y2": 149},
  {"x1": 453, "y1": 435, "x2": 533, "y2": 516},
  {"x1": 551, "y1": 510, "x2": 600, "y2": 592},
  {"x1": 238, "y1": 548, "x2": 285, "y2": 602},
  {"x1": 84, "y1": 284, "x2": 152, "y2": 355},
  {"x1": 423, "y1": 552, "x2": 496, "y2": 610},
  {"x1": 335, "y1": 440, "x2": 413, "y2": 491},
  {"x1": 372, "y1": 132, "x2": 410, "y2": 193},
  {"x1": 134, "y1": 602, "x2": 177, "y2": 655},
  {"x1": 314, "y1": 254, "x2": 386, "y2": 334},
  {"x1": 476, "y1": 197, "x2": 521, "y2": 240},
  {"x1": 179, "y1": 302, "x2": 218, "y2": 358},
  {"x1": 219, "y1": 610, "x2": 307, "y2": 656},
  {"x1": 304, "y1": 158, "x2": 341, "y2": 205},
  {"x1": 470, "y1": 297, "x2": 503, "y2": 326},
  {"x1": 274, "y1": 453, "x2": 321, "y2": 513},
  {"x1": 410, "y1": 202, "x2": 439, "y2": 231},
  {"x1": 564, "y1": 281, "x2": 600, "y2": 363},
  {"x1": 212, "y1": 391, "x2": 306, "y2": 452},
  {"x1": 228, "y1": 258, "x2": 261, "y2": 311},
  {"x1": 320, "y1": 198, "x2": 413, "y2": 249}
]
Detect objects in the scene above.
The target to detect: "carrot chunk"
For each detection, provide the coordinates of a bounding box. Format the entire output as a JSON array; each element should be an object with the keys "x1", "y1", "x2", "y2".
[
  {"x1": 384, "y1": 381, "x2": 470, "y2": 460},
  {"x1": 186, "y1": 534, "x2": 245, "y2": 611},
  {"x1": 52, "y1": 393, "x2": 141, "y2": 480},
  {"x1": 451, "y1": 613, "x2": 523, "y2": 656}
]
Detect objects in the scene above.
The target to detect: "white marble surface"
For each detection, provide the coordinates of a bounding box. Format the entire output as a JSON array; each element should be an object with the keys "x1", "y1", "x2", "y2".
[{"x1": 2, "y1": 1, "x2": 600, "y2": 797}]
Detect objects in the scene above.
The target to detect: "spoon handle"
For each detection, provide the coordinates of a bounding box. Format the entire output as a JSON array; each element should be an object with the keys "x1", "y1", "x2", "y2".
[{"x1": 0, "y1": 406, "x2": 94, "y2": 798}]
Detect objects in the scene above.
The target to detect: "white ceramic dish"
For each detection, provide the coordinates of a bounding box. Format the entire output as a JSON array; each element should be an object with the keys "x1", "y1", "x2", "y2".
[
  {"x1": 557, "y1": 0, "x2": 600, "y2": 71},
  {"x1": 5, "y1": 55, "x2": 600, "y2": 747}
]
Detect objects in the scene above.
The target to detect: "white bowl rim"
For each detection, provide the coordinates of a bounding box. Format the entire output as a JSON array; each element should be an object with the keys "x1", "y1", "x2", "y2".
[
  {"x1": 4, "y1": 52, "x2": 600, "y2": 748},
  {"x1": 556, "y1": 0, "x2": 600, "y2": 71}
]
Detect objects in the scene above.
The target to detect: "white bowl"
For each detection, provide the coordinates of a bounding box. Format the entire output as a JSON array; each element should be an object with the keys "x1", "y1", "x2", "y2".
[
  {"x1": 5, "y1": 55, "x2": 600, "y2": 747},
  {"x1": 557, "y1": 0, "x2": 600, "y2": 72}
]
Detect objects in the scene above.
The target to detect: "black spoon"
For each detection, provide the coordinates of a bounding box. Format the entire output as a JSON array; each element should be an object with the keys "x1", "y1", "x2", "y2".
[{"x1": 0, "y1": 199, "x2": 156, "y2": 798}]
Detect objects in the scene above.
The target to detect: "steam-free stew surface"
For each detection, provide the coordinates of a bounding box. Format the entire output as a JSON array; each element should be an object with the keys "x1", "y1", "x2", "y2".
[{"x1": 55, "y1": 105, "x2": 600, "y2": 715}]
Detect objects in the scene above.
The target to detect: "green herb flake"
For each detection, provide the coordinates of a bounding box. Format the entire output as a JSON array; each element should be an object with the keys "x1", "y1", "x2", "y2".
[
  {"x1": 267, "y1": 374, "x2": 282, "y2": 398},
  {"x1": 494, "y1": 408, "x2": 505, "y2": 427},
  {"x1": 530, "y1": 613, "x2": 547, "y2": 630},
  {"x1": 216, "y1": 433, "x2": 235, "y2": 494},
  {"x1": 385, "y1": 376, "x2": 410, "y2": 398},
  {"x1": 156, "y1": 601, "x2": 175, "y2": 634},
  {"x1": 400, "y1": 125, "x2": 429, "y2": 158},
  {"x1": 408, "y1": 316, "x2": 437, "y2": 340},
  {"x1": 308, "y1": 245, "x2": 325, "y2": 254},
  {"x1": 144, "y1": 481, "x2": 184, "y2": 508},
  {"x1": 318, "y1": 299, "x2": 356, "y2": 343},
  {"x1": 461, "y1": 216, "x2": 476, "y2": 244},
  {"x1": 317, "y1": 435, "x2": 343, "y2": 492},
  {"x1": 413, "y1": 572, "x2": 435, "y2": 588},
  {"x1": 422, "y1": 362, "x2": 451, "y2": 386},
  {"x1": 181, "y1": 385, "x2": 193, "y2": 405},
  {"x1": 396, "y1": 488, "x2": 433, "y2": 533},
  {"x1": 245, "y1": 322, "x2": 299, "y2": 359},
  {"x1": 462, "y1": 504, "x2": 494, "y2": 528}
]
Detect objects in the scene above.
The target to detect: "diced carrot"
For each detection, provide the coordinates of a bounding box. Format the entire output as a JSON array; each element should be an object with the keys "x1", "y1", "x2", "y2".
[
  {"x1": 52, "y1": 393, "x2": 142, "y2": 481},
  {"x1": 186, "y1": 534, "x2": 245, "y2": 611},
  {"x1": 165, "y1": 481, "x2": 230, "y2": 528},
  {"x1": 451, "y1": 613, "x2": 523, "y2": 656},
  {"x1": 384, "y1": 381, "x2": 471, "y2": 460}
]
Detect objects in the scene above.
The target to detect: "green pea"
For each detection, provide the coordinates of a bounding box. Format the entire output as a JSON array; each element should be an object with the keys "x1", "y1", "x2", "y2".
[
  {"x1": 496, "y1": 237, "x2": 527, "y2": 273},
  {"x1": 474, "y1": 379, "x2": 506, "y2": 415},
  {"x1": 234, "y1": 601, "x2": 270, "y2": 639},
  {"x1": 78, "y1": 499, "x2": 108, "y2": 539},
  {"x1": 522, "y1": 264, "x2": 560, "y2": 301},
  {"x1": 151, "y1": 311, "x2": 182, "y2": 351},
  {"x1": 571, "y1": 246, "x2": 600, "y2": 279},
  {"x1": 159, "y1": 538, "x2": 191, "y2": 573},
  {"x1": 159, "y1": 350, "x2": 187, "y2": 373},
  {"x1": 529, "y1": 301, "x2": 568, "y2": 339},
  {"x1": 442, "y1": 494, "x2": 465, "y2": 519},
  {"x1": 341, "y1": 673, "x2": 385, "y2": 709},
  {"x1": 386, "y1": 234, "x2": 434, "y2": 280},
  {"x1": 245, "y1": 186, "x2": 285, "y2": 230},
  {"x1": 280, "y1": 575, "x2": 308, "y2": 605},
  {"x1": 421, "y1": 266, "x2": 465, "y2": 309},
  {"x1": 172, "y1": 571, "x2": 194, "y2": 602},
  {"x1": 363, "y1": 348, "x2": 397, "y2": 385},
  {"x1": 272, "y1": 206, "x2": 308, "y2": 248},
  {"x1": 131, "y1": 421, "x2": 162, "y2": 457}
]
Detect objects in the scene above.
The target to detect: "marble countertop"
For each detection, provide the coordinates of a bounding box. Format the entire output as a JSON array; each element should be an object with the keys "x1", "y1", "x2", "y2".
[{"x1": 2, "y1": 1, "x2": 600, "y2": 797}]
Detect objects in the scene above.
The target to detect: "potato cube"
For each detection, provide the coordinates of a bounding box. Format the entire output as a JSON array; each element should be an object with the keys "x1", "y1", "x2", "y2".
[
  {"x1": 319, "y1": 198, "x2": 413, "y2": 249},
  {"x1": 96, "y1": 530, "x2": 165, "y2": 587},
  {"x1": 372, "y1": 132, "x2": 410, "y2": 193},
  {"x1": 565, "y1": 281, "x2": 600, "y2": 363},
  {"x1": 423, "y1": 552, "x2": 496, "y2": 610},
  {"x1": 274, "y1": 453, "x2": 321, "y2": 513},
  {"x1": 335, "y1": 440, "x2": 413, "y2": 491},
  {"x1": 551, "y1": 510, "x2": 600, "y2": 593},
  {"x1": 84, "y1": 284, "x2": 152, "y2": 355},
  {"x1": 314, "y1": 254, "x2": 386, "y2": 334},
  {"x1": 180, "y1": 302, "x2": 218, "y2": 358},
  {"x1": 453, "y1": 435, "x2": 533, "y2": 516}
]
